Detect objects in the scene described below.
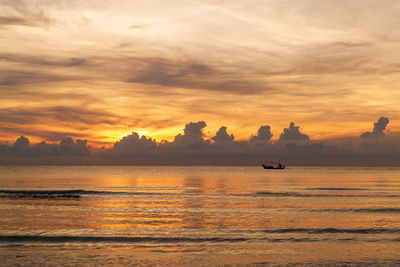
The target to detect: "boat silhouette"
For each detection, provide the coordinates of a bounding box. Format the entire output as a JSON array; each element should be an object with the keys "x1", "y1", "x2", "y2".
[{"x1": 262, "y1": 160, "x2": 285, "y2": 169}]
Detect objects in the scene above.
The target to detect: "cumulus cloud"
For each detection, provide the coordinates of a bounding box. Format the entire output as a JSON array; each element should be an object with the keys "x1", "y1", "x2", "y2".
[
  {"x1": 110, "y1": 132, "x2": 157, "y2": 157},
  {"x1": 33, "y1": 141, "x2": 58, "y2": 156},
  {"x1": 212, "y1": 126, "x2": 234, "y2": 145},
  {"x1": 361, "y1": 117, "x2": 389, "y2": 138},
  {"x1": 1, "y1": 118, "x2": 399, "y2": 166},
  {"x1": 13, "y1": 136, "x2": 30, "y2": 150},
  {"x1": 59, "y1": 137, "x2": 90, "y2": 156},
  {"x1": 279, "y1": 122, "x2": 309, "y2": 141},
  {"x1": 11, "y1": 136, "x2": 31, "y2": 156},
  {"x1": 250, "y1": 125, "x2": 273, "y2": 143},
  {"x1": 0, "y1": 136, "x2": 90, "y2": 159},
  {"x1": 172, "y1": 121, "x2": 209, "y2": 148}
]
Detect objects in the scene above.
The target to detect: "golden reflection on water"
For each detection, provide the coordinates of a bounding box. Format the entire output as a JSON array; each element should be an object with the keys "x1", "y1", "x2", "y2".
[
  {"x1": 94, "y1": 176, "x2": 137, "y2": 188},
  {"x1": 2, "y1": 166, "x2": 400, "y2": 264}
]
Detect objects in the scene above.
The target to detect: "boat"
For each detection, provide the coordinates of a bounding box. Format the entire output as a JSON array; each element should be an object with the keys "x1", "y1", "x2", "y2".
[{"x1": 262, "y1": 160, "x2": 285, "y2": 169}]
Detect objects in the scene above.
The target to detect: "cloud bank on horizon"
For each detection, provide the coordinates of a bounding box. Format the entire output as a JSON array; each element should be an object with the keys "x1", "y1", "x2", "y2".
[{"x1": 1, "y1": 117, "x2": 399, "y2": 166}]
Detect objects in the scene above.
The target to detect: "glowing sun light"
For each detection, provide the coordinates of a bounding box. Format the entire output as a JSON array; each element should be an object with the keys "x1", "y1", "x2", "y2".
[{"x1": 136, "y1": 130, "x2": 148, "y2": 136}]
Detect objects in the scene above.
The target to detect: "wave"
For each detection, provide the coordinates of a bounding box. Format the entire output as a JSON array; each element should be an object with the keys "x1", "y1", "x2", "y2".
[
  {"x1": 1, "y1": 189, "x2": 399, "y2": 199},
  {"x1": 309, "y1": 208, "x2": 400, "y2": 213},
  {"x1": 305, "y1": 187, "x2": 367, "y2": 191},
  {"x1": 0, "y1": 235, "x2": 248, "y2": 244},
  {"x1": 255, "y1": 191, "x2": 400, "y2": 198},
  {"x1": 0, "y1": 190, "x2": 83, "y2": 199},
  {"x1": 0, "y1": 189, "x2": 162, "y2": 199},
  {"x1": 1, "y1": 234, "x2": 400, "y2": 244},
  {"x1": 262, "y1": 228, "x2": 400, "y2": 234}
]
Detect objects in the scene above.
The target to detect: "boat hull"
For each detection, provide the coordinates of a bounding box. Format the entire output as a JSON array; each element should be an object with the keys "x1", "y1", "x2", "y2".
[{"x1": 262, "y1": 164, "x2": 285, "y2": 169}]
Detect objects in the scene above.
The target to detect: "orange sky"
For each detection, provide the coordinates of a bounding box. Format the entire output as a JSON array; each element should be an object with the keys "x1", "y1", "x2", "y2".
[{"x1": 1, "y1": 0, "x2": 400, "y2": 147}]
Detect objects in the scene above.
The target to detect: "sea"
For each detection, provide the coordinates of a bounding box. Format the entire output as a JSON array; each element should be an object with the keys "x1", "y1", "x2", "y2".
[{"x1": 0, "y1": 166, "x2": 400, "y2": 266}]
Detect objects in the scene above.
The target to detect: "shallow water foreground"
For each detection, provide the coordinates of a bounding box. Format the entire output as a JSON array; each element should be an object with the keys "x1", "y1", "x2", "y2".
[{"x1": 1, "y1": 166, "x2": 400, "y2": 266}]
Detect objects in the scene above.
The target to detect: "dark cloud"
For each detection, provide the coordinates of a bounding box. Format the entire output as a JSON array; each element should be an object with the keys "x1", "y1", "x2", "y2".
[
  {"x1": 0, "y1": 54, "x2": 87, "y2": 67},
  {"x1": 172, "y1": 121, "x2": 209, "y2": 148},
  {"x1": 125, "y1": 57, "x2": 271, "y2": 95},
  {"x1": 0, "y1": 126, "x2": 85, "y2": 142},
  {"x1": 0, "y1": 54, "x2": 93, "y2": 87},
  {"x1": 0, "y1": 16, "x2": 30, "y2": 26},
  {"x1": 0, "y1": 86, "x2": 102, "y2": 103},
  {"x1": 1, "y1": 118, "x2": 399, "y2": 166},
  {"x1": 33, "y1": 141, "x2": 58, "y2": 156},
  {"x1": 102, "y1": 119, "x2": 398, "y2": 165},
  {"x1": 0, "y1": 136, "x2": 90, "y2": 160},
  {"x1": 279, "y1": 122, "x2": 309, "y2": 141},
  {"x1": 212, "y1": 126, "x2": 235, "y2": 145},
  {"x1": 0, "y1": 15, "x2": 51, "y2": 27},
  {"x1": 361, "y1": 117, "x2": 389, "y2": 138},
  {"x1": 59, "y1": 137, "x2": 90, "y2": 156},
  {"x1": 1, "y1": 53, "x2": 271, "y2": 95},
  {"x1": 0, "y1": 70, "x2": 62, "y2": 86},
  {"x1": 111, "y1": 132, "x2": 157, "y2": 156},
  {"x1": 45, "y1": 106, "x2": 120, "y2": 125},
  {"x1": 12, "y1": 136, "x2": 30, "y2": 155},
  {"x1": 250, "y1": 125, "x2": 273, "y2": 143},
  {"x1": 0, "y1": 106, "x2": 122, "y2": 127},
  {"x1": 0, "y1": 106, "x2": 125, "y2": 143}
]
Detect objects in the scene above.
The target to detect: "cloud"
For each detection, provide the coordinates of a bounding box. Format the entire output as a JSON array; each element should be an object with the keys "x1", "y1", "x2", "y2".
[
  {"x1": 326, "y1": 41, "x2": 372, "y2": 48},
  {"x1": 0, "y1": 106, "x2": 122, "y2": 127},
  {"x1": 212, "y1": 126, "x2": 234, "y2": 145},
  {"x1": 33, "y1": 141, "x2": 58, "y2": 156},
  {"x1": 1, "y1": 52, "x2": 275, "y2": 95},
  {"x1": 279, "y1": 122, "x2": 309, "y2": 141},
  {"x1": 0, "y1": 54, "x2": 86, "y2": 67},
  {"x1": 0, "y1": 15, "x2": 51, "y2": 27},
  {"x1": 111, "y1": 132, "x2": 157, "y2": 156},
  {"x1": 361, "y1": 117, "x2": 389, "y2": 138},
  {"x1": 250, "y1": 125, "x2": 272, "y2": 143},
  {"x1": 128, "y1": 24, "x2": 150, "y2": 30},
  {"x1": 0, "y1": 70, "x2": 71, "y2": 86},
  {"x1": 12, "y1": 136, "x2": 30, "y2": 155},
  {"x1": 0, "y1": 126, "x2": 86, "y2": 142},
  {"x1": 172, "y1": 121, "x2": 209, "y2": 148},
  {"x1": 125, "y1": 57, "x2": 272, "y2": 95},
  {"x1": 0, "y1": 16, "x2": 30, "y2": 26},
  {"x1": 59, "y1": 137, "x2": 90, "y2": 156},
  {"x1": 1, "y1": 119, "x2": 400, "y2": 166},
  {"x1": 0, "y1": 0, "x2": 54, "y2": 28},
  {"x1": 101, "y1": 119, "x2": 399, "y2": 166},
  {"x1": 0, "y1": 136, "x2": 90, "y2": 159},
  {"x1": 0, "y1": 54, "x2": 92, "y2": 88},
  {"x1": 1, "y1": 0, "x2": 400, "y2": 166}
]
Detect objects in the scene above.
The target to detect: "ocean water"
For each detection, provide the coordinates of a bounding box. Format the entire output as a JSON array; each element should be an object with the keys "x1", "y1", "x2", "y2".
[{"x1": 1, "y1": 166, "x2": 400, "y2": 266}]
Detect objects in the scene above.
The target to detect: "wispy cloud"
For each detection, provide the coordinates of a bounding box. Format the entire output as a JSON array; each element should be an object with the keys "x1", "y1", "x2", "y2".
[
  {"x1": 1, "y1": 54, "x2": 86, "y2": 67},
  {"x1": 0, "y1": 0, "x2": 54, "y2": 27}
]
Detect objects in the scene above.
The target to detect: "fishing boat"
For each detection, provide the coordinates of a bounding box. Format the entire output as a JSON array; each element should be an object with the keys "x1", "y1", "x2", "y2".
[{"x1": 262, "y1": 160, "x2": 285, "y2": 169}]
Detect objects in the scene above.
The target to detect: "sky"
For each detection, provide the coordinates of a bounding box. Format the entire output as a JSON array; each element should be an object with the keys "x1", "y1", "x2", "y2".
[{"x1": 1, "y1": 0, "x2": 400, "y2": 165}]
